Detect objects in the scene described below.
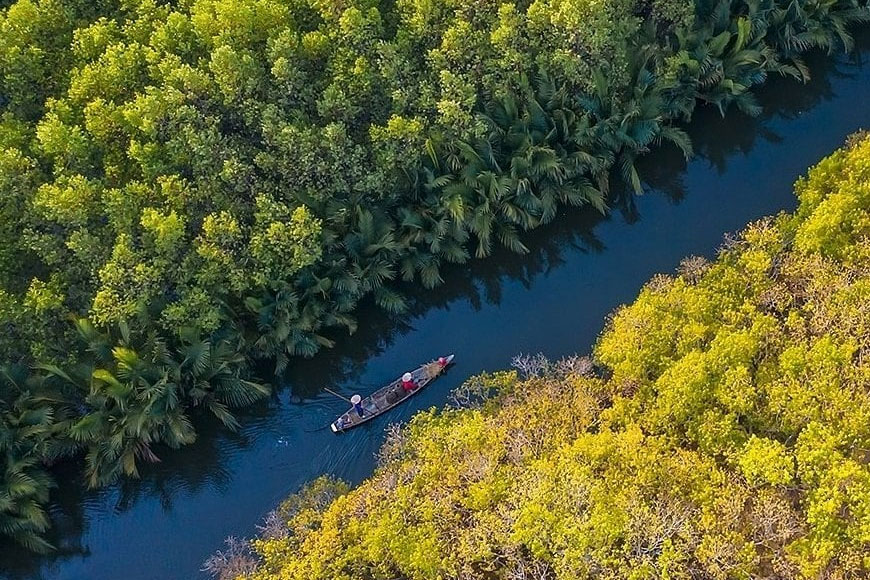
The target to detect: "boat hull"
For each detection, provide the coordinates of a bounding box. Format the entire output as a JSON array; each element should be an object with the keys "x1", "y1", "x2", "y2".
[{"x1": 330, "y1": 354, "x2": 454, "y2": 433}]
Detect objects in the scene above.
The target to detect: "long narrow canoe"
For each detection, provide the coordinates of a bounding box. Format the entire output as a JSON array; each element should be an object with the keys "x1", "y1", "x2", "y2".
[{"x1": 330, "y1": 354, "x2": 455, "y2": 433}]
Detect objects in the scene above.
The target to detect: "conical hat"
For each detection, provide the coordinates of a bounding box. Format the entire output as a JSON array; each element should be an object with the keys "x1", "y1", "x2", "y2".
[{"x1": 402, "y1": 372, "x2": 413, "y2": 382}]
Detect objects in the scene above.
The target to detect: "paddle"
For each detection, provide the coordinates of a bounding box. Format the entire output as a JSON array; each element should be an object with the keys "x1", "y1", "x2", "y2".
[{"x1": 323, "y1": 387, "x2": 352, "y2": 403}]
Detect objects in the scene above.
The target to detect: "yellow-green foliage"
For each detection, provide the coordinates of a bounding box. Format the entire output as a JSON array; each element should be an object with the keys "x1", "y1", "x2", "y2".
[{"x1": 237, "y1": 137, "x2": 870, "y2": 579}]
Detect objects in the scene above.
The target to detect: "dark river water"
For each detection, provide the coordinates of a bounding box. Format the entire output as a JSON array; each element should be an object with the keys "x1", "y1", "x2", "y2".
[{"x1": 2, "y1": 41, "x2": 870, "y2": 580}]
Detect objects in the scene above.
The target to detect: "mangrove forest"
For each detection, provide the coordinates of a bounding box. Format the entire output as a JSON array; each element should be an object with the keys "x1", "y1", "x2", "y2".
[{"x1": 0, "y1": 0, "x2": 868, "y2": 568}]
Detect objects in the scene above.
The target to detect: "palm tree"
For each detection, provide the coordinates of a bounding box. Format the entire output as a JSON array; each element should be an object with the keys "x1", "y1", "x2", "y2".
[
  {"x1": 175, "y1": 328, "x2": 271, "y2": 428},
  {"x1": 246, "y1": 271, "x2": 359, "y2": 368},
  {"x1": 394, "y1": 168, "x2": 470, "y2": 287},
  {"x1": 660, "y1": 0, "x2": 807, "y2": 119},
  {"x1": 578, "y1": 58, "x2": 693, "y2": 195},
  {"x1": 46, "y1": 319, "x2": 270, "y2": 488},
  {"x1": 766, "y1": 0, "x2": 870, "y2": 58},
  {"x1": 416, "y1": 73, "x2": 612, "y2": 259},
  {"x1": 0, "y1": 365, "x2": 64, "y2": 552}
]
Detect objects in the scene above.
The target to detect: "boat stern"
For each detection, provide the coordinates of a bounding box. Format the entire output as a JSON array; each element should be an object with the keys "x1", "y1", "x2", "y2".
[{"x1": 330, "y1": 422, "x2": 339, "y2": 433}]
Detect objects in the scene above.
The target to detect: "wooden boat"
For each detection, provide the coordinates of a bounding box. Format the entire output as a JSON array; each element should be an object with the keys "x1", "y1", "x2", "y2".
[{"x1": 330, "y1": 354, "x2": 455, "y2": 433}]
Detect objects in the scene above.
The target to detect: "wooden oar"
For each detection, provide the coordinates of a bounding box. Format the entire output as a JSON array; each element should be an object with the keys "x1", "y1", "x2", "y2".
[{"x1": 323, "y1": 387, "x2": 352, "y2": 404}]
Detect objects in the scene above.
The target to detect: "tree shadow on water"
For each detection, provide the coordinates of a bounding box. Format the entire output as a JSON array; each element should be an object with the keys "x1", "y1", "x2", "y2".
[
  {"x1": 626, "y1": 37, "x2": 868, "y2": 211},
  {"x1": 687, "y1": 35, "x2": 869, "y2": 175},
  {"x1": 284, "y1": 204, "x2": 608, "y2": 398},
  {"x1": 0, "y1": 415, "x2": 255, "y2": 579}
]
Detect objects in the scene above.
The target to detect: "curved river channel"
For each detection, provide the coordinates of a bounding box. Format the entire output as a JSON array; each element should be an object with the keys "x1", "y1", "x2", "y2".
[{"x1": 2, "y1": 41, "x2": 870, "y2": 580}]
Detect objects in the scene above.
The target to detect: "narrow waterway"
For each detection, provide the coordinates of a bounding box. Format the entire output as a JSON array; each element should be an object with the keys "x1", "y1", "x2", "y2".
[{"x1": 2, "y1": 42, "x2": 869, "y2": 580}]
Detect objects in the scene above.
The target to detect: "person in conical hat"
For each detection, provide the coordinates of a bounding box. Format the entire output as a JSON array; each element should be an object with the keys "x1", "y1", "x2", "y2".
[
  {"x1": 351, "y1": 394, "x2": 364, "y2": 417},
  {"x1": 401, "y1": 372, "x2": 416, "y2": 392}
]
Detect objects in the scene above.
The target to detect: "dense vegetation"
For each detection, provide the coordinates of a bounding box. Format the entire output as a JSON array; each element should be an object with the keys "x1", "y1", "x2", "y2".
[
  {"x1": 1, "y1": 0, "x2": 868, "y2": 551},
  {"x1": 216, "y1": 134, "x2": 870, "y2": 580}
]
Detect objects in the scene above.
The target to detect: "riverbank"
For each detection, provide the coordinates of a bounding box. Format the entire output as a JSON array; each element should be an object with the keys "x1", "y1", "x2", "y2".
[{"x1": 219, "y1": 133, "x2": 870, "y2": 579}]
